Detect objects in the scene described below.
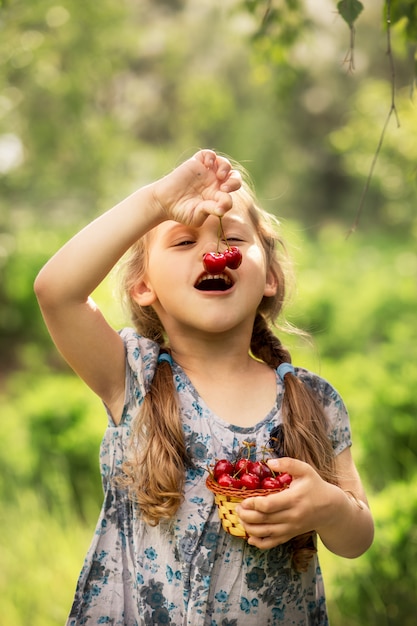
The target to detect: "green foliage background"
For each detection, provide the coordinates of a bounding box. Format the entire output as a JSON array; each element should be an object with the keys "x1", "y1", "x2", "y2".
[{"x1": 1, "y1": 1, "x2": 417, "y2": 624}]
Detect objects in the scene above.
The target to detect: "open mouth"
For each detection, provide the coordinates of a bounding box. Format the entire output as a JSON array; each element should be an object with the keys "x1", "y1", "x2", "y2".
[{"x1": 194, "y1": 272, "x2": 234, "y2": 292}]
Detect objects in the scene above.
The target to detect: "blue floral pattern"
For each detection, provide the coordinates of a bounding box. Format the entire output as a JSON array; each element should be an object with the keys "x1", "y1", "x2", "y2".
[{"x1": 66, "y1": 328, "x2": 352, "y2": 626}]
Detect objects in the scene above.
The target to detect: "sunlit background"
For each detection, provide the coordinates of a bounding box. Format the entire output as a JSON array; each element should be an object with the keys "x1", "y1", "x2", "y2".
[{"x1": 1, "y1": 1, "x2": 416, "y2": 624}]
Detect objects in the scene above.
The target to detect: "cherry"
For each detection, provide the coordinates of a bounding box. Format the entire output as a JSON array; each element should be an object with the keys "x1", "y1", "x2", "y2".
[
  {"x1": 278, "y1": 473, "x2": 293, "y2": 488},
  {"x1": 230, "y1": 476, "x2": 243, "y2": 489},
  {"x1": 251, "y1": 461, "x2": 273, "y2": 481},
  {"x1": 217, "y1": 474, "x2": 243, "y2": 489},
  {"x1": 217, "y1": 474, "x2": 236, "y2": 488},
  {"x1": 203, "y1": 252, "x2": 227, "y2": 274},
  {"x1": 240, "y1": 473, "x2": 261, "y2": 490},
  {"x1": 234, "y1": 458, "x2": 254, "y2": 476},
  {"x1": 261, "y1": 476, "x2": 283, "y2": 490},
  {"x1": 224, "y1": 246, "x2": 242, "y2": 269},
  {"x1": 213, "y1": 459, "x2": 234, "y2": 481}
]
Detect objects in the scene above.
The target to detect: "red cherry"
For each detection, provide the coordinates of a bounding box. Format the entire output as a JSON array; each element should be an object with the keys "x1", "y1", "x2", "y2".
[
  {"x1": 234, "y1": 458, "x2": 254, "y2": 476},
  {"x1": 251, "y1": 461, "x2": 273, "y2": 481},
  {"x1": 240, "y1": 473, "x2": 261, "y2": 490},
  {"x1": 278, "y1": 473, "x2": 293, "y2": 488},
  {"x1": 224, "y1": 246, "x2": 242, "y2": 269},
  {"x1": 217, "y1": 474, "x2": 236, "y2": 488},
  {"x1": 230, "y1": 476, "x2": 243, "y2": 489},
  {"x1": 261, "y1": 476, "x2": 282, "y2": 490},
  {"x1": 213, "y1": 459, "x2": 234, "y2": 481},
  {"x1": 203, "y1": 252, "x2": 227, "y2": 273}
]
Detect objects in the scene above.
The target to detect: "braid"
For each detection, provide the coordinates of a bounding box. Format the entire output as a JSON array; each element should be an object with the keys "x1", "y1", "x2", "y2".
[
  {"x1": 119, "y1": 356, "x2": 191, "y2": 525},
  {"x1": 117, "y1": 249, "x2": 191, "y2": 523},
  {"x1": 251, "y1": 313, "x2": 291, "y2": 369},
  {"x1": 250, "y1": 313, "x2": 337, "y2": 572},
  {"x1": 251, "y1": 314, "x2": 336, "y2": 482}
]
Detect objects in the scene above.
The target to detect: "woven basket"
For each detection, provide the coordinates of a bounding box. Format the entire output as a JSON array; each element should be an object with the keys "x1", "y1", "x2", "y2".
[{"x1": 206, "y1": 475, "x2": 286, "y2": 539}]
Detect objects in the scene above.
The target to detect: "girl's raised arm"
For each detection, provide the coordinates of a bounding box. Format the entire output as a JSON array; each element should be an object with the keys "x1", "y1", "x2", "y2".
[{"x1": 34, "y1": 150, "x2": 241, "y2": 423}]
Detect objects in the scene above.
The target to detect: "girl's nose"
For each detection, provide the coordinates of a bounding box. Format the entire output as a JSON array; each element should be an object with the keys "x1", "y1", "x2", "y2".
[{"x1": 200, "y1": 239, "x2": 222, "y2": 255}]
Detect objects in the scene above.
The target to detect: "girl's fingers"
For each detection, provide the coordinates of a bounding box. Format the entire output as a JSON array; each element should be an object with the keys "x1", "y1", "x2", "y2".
[
  {"x1": 197, "y1": 149, "x2": 217, "y2": 169},
  {"x1": 216, "y1": 161, "x2": 231, "y2": 181},
  {"x1": 247, "y1": 534, "x2": 288, "y2": 550},
  {"x1": 159, "y1": 149, "x2": 241, "y2": 225},
  {"x1": 193, "y1": 193, "x2": 233, "y2": 222},
  {"x1": 195, "y1": 150, "x2": 241, "y2": 190},
  {"x1": 220, "y1": 169, "x2": 242, "y2": 192}
]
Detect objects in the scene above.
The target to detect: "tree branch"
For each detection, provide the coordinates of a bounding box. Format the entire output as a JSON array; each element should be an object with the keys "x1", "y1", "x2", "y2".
[
  {"x1": 347, "y1": 0, "x2": 400, "y2": 236},
  {"x1": 343, "y1": 24, "x2": 356, "y2": 73}
]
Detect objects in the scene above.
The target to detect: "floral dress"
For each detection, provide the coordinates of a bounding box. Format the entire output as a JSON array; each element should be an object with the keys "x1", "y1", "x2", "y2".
[{"x1": 66, "y1": 328, "x2": 352, "y2": 626}]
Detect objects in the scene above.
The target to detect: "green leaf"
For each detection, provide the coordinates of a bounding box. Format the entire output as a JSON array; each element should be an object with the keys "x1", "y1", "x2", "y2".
[{"x1": 337, "y1": 0, "x2": 364, "y2": 27}]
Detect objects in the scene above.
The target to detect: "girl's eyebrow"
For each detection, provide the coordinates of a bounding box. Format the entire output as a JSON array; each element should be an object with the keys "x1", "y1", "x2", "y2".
[
  {"x1": 157, "y1": 222, "x2": 196, "y2": 245},
  {"x1": 165, "y1": 222, "x2": 194, "y2": 235},
  {"x1": 221, "y1": 215, "x2": 252, "y2": 234}
]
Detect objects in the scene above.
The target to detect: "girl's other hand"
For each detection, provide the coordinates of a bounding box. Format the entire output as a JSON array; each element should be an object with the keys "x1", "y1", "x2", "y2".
[
  {"x1": 236, "y1": 451, "x2": 373, "y2": 558},
  {"x1": 152, "y1": 149, "x2": 242, "y2": 227},
  {"x1": 236, "y1": 457, "x2": 335, "y2": 551}
]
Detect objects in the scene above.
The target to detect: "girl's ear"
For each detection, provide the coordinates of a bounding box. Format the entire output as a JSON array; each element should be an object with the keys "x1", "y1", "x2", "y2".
[
  {"x1": 130, "y1": 279, "x2": 157, "y2": 306},
  {"x1": 264, "y1": 268, "x2": 278, "y2": 297}
]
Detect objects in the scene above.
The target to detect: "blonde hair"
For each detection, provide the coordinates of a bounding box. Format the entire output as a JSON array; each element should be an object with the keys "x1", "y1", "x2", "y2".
[{"x1": 117, "y1": 182, "x2": 337, "y2": 571}]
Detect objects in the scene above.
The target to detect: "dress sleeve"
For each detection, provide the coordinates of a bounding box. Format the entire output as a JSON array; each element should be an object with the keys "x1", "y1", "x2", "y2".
[
  {"x1": 296, "y1": 368, "x2": 352, "y2": 456},
  {"x1": 117, "y1": 327, "x2": 160, "y2": 425}
]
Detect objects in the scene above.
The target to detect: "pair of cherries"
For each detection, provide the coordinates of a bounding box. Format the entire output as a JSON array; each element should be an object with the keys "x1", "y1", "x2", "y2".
[{"x1": 202, "y1": 217, "x2": 242, "y2": 273}]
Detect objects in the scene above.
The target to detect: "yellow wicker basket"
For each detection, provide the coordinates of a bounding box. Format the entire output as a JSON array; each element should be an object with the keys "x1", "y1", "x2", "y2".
[{"x1": 206, "y1": 475, "x2": 286, "y2": 539}]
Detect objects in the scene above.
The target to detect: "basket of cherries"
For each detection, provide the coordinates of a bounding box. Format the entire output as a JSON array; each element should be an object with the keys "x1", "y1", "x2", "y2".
[{"x1": 206, "y1": 442, "x2": 292, "y2": 539}]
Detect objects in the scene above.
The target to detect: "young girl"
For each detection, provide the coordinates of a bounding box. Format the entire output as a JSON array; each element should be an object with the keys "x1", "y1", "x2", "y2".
[{"x1": 34, "y1": 149, "x2": 373, "y2": 626}]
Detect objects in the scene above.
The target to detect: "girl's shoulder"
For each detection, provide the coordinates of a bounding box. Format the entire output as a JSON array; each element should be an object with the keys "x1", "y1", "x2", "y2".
[
  {"x1": 294, "y1": 366, "x2": 347, "y2": 410},
  {"x1": 294, "y1": 367, "x2": 351, "y2": 453}
]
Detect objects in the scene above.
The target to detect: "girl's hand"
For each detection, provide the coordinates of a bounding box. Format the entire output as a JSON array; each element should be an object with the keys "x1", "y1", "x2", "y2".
[
  {"x1": 152, "y1": 149, "x2": 242, "y2": 226},
  {"x1": 236, "y1": 457, "x2": 336, "y2": 551}
]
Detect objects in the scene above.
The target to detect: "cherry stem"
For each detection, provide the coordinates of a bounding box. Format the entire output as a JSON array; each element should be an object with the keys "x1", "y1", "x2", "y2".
[
  {"x1": 242, "y1": 440, "x2": 255, "y2": 459},
  {"x1": 218, "y1": 216, "x2": 230, "y2": 252}
]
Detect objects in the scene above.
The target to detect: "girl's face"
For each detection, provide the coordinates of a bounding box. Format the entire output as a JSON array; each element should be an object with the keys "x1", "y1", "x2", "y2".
[{"x1": 131, "y1": 205, "x2": 277, "y2": 339}]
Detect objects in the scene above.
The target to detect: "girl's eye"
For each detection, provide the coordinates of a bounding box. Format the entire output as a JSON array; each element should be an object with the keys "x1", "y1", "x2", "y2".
[
  {"x1": 175, "y1": 240, "x2": 195, "y2": 247},
  {"x1": 222, "y1": 237, "x2": 243, "y2": 243}
]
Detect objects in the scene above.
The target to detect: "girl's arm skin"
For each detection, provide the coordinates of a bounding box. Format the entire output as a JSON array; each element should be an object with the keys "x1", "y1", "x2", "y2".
[
  {"x1": 236, "y1": 447, "x2": 374, "y2": 558},
  {"x1": 34, "y1": 150, "x2": 241, "y2": 422}
]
